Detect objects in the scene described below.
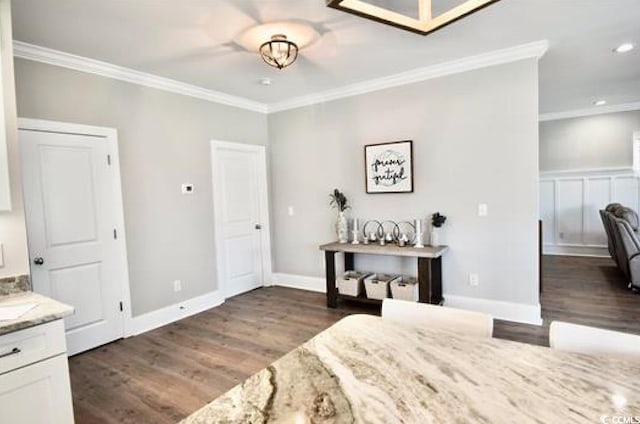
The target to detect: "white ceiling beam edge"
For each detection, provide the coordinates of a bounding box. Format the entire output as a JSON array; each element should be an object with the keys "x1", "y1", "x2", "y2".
[
  {"x1": 12, "y1": 41, "x2": 269, "y2": 114},
  {"x1": 267, "y1": 40, "x2": 548, "y2": 113},
  {"x1": 13, "y1": 40, "x2": 548, "y2": 115},
  {"x1": 539, "y1": 101, "x2": 640, "y2": 122}
]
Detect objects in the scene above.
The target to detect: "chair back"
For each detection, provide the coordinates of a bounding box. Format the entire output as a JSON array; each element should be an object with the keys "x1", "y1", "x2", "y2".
[
  {"x1": 600, "y1": 209, "x2": 618, "y2": 264},
  {"x1": 382, "y1": 299, "x2": 493, "y2": 338},
  {"x1": 609, "y1": 214, "x2": 632, "y2": 280},
  {"x1": 549, "y1": 321, "x2": 640, "y2": 358}
]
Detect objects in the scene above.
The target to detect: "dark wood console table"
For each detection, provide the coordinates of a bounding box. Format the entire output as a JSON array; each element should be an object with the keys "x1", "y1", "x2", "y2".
[{"x1": 319, "y1": 242, "x2": 448, "y2": 308}]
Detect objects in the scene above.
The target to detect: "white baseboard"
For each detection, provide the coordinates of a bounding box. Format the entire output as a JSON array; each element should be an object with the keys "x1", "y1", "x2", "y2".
[
  {"x1": 444, "y1": 294, "x2": 542, "y2": 326},
  {"x1": 543, "y1": 244, "x2": 608, "y2": 258},
  {"x1": 271, "y1": 273, "x2": 326, "y2": 293},
  {"x1": 272, "y1": 273, "x2": 542, "y2": 325},
  {"x1": 131, "y1": 290, "x2": 225, "y2": 336}
]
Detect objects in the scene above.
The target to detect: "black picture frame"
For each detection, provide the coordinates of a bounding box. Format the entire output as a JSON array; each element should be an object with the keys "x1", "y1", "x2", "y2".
[{"x1": 364, "y1": 140, "x2": 414, "y2": 194}]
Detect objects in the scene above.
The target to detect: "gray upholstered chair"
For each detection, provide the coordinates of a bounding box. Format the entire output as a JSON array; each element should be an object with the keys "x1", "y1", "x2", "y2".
[
  {"x1": 600, "y1": 203, "x2": 622, "y2": 265},
  {"x1": 602, "y1": 204, "x2": 640, "y2": 290},
  {"x1": 600, "y1": 203, "x2": 622, "y2": 264}
]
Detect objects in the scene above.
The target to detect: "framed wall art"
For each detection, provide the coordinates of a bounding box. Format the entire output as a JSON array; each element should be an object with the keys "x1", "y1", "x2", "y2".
[{"x1": 364, "y1": 140, "x2": 413, "y2": 194}]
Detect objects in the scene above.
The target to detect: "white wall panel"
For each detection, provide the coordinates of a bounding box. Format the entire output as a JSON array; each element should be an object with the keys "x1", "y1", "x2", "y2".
[
  {"x1": 556, "y1": 179, "x2": 583, "y2": 245},
  {"x1": 539, "y1": 181, "x2": 555, "y2": 244},
  {"x1": 613, "y1": 177, "x2": 639, "y2": 211},
  {"x1": 540, "y1": 169, "x2": 638, "y2": 257},
  {"x1": 583, "y1": 178, "x2": 611, "y2": 246}
]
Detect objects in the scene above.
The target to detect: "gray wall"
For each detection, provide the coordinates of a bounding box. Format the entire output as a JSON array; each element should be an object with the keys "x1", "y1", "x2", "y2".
[
  {"x1": 540, "y1": 110, "x2": 640, "y2": 172},
  {"x1": 268, "y1": 59, "x2": 540, "y2": 306},
  {"x1": 15, "y1": 58, "x2": 268, "y2": 316},
  {"x1": 0, "y1": 0, "x2": 29, "y2": 279}
]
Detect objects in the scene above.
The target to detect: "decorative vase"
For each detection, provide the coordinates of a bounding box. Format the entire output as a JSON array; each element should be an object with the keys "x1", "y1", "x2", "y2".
[
  {"x1": 430, "y1": 228, "x2": 441, "y2": 247},
  {"x1": 336, "y1": 211, "x2": 349, "y2": 243}
]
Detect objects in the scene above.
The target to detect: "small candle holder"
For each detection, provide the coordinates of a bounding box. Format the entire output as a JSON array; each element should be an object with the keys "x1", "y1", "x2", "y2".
[{"x1": 351, "y1": 229, "x2": 360, "y2": 245}]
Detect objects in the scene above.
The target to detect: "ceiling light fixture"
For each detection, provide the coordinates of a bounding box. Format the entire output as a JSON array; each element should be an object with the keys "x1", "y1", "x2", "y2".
[
  {"x1": 613, "y1": 43, "x2": 635, "y2": 53},
  {"x1": 327, "y1": 0, "x2": 500, "y2": 36},
  {"x1": 259, "y1": 34, "x2": 298, "y2": 70},
  {"x1": 593, "y1": 99, "x2": 607, "y2": 106}
]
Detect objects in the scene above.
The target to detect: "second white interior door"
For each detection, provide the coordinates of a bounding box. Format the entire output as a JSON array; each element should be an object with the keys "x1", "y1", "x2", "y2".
[{"x1": 212, "y1": 143, "x2": 266, "y2": 298}]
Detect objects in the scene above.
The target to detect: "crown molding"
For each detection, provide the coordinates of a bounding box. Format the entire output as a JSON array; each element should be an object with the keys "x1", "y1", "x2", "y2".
[
  {"x1": 267, "y1": 40, "x2": 549, "y2": 113},
  {"x1": 13, "y1": 41, "x2": 269, "y2": 114},
  {"x1": 14, "y1": 39, "x2": 549, "y2": 115},
  {"x1": 539, "y1": 101, "x2": 640, "y2": 122}
]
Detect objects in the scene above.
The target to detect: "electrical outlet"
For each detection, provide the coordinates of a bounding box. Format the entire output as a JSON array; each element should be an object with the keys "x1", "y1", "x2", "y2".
[
  {"x1": 181, "y1": 184, "x2": 194, "y2": 195},
  {"x1": 287, "y1": 206, "x2": 294, "y2": 216},
  {"x1": 173, "y1": 280, "x2": 182, "y2": 292},
  {"x1": 478, "y1": 203, "x2": 488, "y2": 217},
  {"x1": 469, "y1": 273, "x2": 479, "y2": 286}
]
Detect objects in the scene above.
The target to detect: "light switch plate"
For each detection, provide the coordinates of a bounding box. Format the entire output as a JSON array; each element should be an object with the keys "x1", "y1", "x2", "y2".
[
  {"x1": 287, "y1": 206, "x2": 294, "y2": 216},
  {"x1": 469, "y1": 273, "x2": 479, "y2": 286},
  {"x1": 0, "y1": 243, "x2": 4, "y2": 268}
]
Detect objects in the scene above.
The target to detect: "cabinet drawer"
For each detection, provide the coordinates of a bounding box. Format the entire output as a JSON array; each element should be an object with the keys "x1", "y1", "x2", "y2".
[{"x1": 0, "y1": 320, "x2": 66, "y2": 374}]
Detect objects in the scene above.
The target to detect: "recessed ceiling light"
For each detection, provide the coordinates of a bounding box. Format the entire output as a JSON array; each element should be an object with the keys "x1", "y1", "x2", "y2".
[
  {"x1": 613, "y1": 43, "x2": 634, "y2": 53},
  {"x1": 593, "y1": 99, "x2": 607, "y2": 106},
  {"x1": 259, "y1": 78, "x2": 272, "y2": 86}
]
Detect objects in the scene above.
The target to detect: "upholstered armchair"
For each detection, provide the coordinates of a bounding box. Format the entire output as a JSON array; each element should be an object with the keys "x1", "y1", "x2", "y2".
[{"x1": 601, "y1": 204, "x2": 640, "y2": 290}]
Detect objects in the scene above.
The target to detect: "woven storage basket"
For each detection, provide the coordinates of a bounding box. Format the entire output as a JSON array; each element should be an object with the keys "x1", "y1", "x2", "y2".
[
  {"x1": 364, "y1": 273, "x2": 399, "y2": 300},
  {"x1": 390, "y1": 276, "x2": 419, "y2": 301},
  {"x1": 337, "y1": 271, "x2": 371, "y2": 297}
]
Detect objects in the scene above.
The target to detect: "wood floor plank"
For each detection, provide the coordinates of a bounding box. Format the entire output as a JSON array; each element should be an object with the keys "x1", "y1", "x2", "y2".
[{"x1": 69, "y1": 255, "x2": 640, "y2": 423}]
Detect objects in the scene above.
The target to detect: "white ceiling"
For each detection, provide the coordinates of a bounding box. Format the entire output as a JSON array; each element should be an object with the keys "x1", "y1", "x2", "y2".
[{"x1": 11, "y1": 0, "x2": 640, "y2": 114}]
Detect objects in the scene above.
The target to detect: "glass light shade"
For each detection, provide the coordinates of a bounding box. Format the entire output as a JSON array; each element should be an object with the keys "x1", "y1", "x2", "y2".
[{"x1": 259, "y1": 34, "x2": 298, "y2": 70}]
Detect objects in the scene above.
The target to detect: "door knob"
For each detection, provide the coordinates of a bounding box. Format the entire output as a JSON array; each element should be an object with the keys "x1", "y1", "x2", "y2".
[
  {"x1": 33, "y1": 257, "x2": 45, "y2": 266},
  {"x1": 255, "y1": 224, "x2": 262, "y2": 230}
]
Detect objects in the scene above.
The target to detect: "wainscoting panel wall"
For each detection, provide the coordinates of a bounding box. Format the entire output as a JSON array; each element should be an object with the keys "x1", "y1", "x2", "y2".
[{"x1": 540, "y1": 168, "x2": 639, "y2": 256}]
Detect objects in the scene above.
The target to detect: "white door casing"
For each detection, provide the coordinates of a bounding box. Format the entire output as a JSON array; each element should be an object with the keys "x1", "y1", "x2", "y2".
[
  {"x1": 211, "y1": 141, "x2": 272, "y2": 299},
  {"x1": 19, "y1": 119, "x2": 132, "y2": 355}
]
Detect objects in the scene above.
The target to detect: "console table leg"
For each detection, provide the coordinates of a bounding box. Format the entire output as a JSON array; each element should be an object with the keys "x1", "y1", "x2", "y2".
[
  {"x1": 418, "y1": 258, "x2": 430, "y2": 304},
  {"x1": 431, "y1": 257, "x2": 443, "y2": 305},
  {"x1": 325, "y1": 251, "x2": 338, "y2": 308},
  {"x1": 418, "y1": 257, "x2": 443, "y2": 305}
]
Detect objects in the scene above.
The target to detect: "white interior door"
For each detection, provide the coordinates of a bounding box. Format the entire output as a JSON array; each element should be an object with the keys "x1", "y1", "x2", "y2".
[
  {"x1": 212, "y1": 143, "x2": 267, "y2": 298},
  {"x1": 20, "y1": 128, "x2": 125, "y2": 355}
]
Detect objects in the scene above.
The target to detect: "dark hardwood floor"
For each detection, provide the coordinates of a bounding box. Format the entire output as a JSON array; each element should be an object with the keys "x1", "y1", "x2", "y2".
[
  {"x1": 69, "y1": 255, "x2": 640, "y2": 423},
  {"x1": 493, "y1": 255, "x2": 640, "y2": 346}
]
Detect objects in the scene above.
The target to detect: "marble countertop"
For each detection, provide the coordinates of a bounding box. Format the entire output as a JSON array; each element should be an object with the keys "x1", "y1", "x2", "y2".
[
  {"x1": 0, "y1": 292, "x2": 74, "y2": 336},
  {"x1": 182, "y1": 314, "x2": 640, "y2": 423}
]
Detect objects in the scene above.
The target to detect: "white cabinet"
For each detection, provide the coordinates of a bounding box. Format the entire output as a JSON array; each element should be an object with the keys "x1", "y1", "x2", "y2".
[
  {"x1": 0, "y1": 319, "x2": 74, "y2": 423},
  {"x1": 0, "y1": 354, "x2": 74, "y2": 424}
]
